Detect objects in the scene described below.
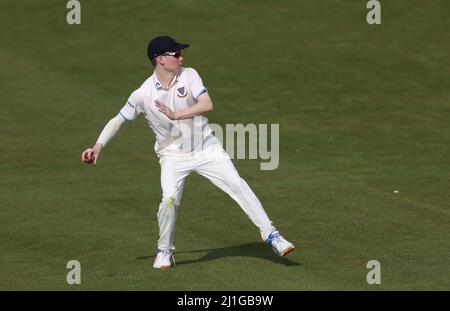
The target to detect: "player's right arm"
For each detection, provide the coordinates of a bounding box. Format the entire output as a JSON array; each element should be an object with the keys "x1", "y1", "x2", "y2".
[
  {"x1": 81, "y1": 88, "x2": 145, "y2": 165},
  {"x1": 81, "y1": 114, "x2": 126, "y2": 164}
]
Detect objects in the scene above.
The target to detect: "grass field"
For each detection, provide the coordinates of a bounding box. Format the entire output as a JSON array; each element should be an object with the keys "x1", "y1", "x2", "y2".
[{"x1": 1, "y1": 0, "x2": 449, "y2": 290}]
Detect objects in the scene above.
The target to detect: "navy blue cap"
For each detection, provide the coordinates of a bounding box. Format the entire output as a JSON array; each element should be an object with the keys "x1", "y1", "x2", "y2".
[{"x1": 147, "y1": 36, "x2": 189, "y2": 60}]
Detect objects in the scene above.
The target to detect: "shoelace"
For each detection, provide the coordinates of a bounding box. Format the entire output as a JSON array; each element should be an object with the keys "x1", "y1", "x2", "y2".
[
  {"x1": 162, "y1": 251, "x2": 176, "y2": 266},
  {"x1": 273, "y1": 235, "x2": 283, "y2": 245}
]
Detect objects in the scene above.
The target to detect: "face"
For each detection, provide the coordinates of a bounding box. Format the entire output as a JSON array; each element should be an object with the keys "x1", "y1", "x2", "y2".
[{"x1": 157, "y1": 51, "x2": 183, "y2": 72}]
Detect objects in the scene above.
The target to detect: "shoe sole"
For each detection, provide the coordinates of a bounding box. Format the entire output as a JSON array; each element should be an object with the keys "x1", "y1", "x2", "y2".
[
  {"x1": 153, "y1": 265, "x2": 173, "y2": 269},
  {"x1": 280, "y1": 246, "x2": 295, "y2": 256}
]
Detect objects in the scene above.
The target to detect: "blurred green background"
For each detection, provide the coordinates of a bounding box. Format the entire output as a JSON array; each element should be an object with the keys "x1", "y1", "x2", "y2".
[{"x1": 0, "y1": 0, "x2": 449, "y2": 290}]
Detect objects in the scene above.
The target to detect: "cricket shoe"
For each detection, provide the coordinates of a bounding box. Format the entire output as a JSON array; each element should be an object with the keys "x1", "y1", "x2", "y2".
[
  {"x1": 266, "y1": 231, "x2": 295, "y2": 256},
  {"x1": 153, "y1": 251, "x2": 175, "y2": 269}
]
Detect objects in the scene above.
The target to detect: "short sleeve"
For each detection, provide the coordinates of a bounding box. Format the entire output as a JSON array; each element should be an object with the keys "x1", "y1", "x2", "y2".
[
  {"x1": 188, "y1": 68, "x2": 208, "y2": 100},
  {"x1": 119, "y1": 89, "x2": 145, "y2": 122}
]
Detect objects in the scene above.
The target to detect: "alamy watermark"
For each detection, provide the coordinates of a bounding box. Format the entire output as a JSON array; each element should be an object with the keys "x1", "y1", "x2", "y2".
[
  {"x1": 66, "y1": 0, "x2": 81, "y2": 25},
  {"x1": 366, "y1": 0, "x2": 381, "y2": 25},
  {"x1": 167, "y1": 116, "x2": 279, "y2": 170},
  {"x1": 366, "y1": 260, "x2": 381, "y2": 285},
  {"x1": 66, "y1": 260, "x2": 81, "y2": 285}
]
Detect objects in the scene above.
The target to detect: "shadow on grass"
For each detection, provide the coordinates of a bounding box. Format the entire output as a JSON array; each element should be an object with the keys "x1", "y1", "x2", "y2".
[{"x1": 136, "y1": 242, "x2": 300, "y2": 266}]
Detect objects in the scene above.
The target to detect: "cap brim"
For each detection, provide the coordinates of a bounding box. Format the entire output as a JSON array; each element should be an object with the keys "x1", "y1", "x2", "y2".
[{"x1": 172, "y1": 43, "x2": 189, "y2": 52}]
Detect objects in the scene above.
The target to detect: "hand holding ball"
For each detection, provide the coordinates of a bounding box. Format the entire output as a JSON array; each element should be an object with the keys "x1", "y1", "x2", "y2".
[{"x1": 81, "y1": 148, "x2": 95, "y2": 164}]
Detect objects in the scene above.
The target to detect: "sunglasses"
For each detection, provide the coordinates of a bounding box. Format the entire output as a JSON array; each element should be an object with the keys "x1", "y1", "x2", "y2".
[{"x1": 162, "y1": 51, "x2": 182, "y2": 58}]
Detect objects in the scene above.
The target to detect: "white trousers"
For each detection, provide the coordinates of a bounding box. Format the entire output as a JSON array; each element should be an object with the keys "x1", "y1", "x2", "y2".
[{"x1": 157, "y1": 144, "x2": 276, "y2": 251}]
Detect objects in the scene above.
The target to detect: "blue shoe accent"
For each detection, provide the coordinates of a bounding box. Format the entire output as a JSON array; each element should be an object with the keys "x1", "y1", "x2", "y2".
[{"x1": 266, "y1": 231, "x2": 279, "y2": 245}]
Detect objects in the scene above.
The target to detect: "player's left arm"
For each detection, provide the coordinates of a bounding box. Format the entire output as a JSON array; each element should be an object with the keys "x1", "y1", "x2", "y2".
[{"x1": 155, "y1": 92, "x2": 213, "y2": 120}]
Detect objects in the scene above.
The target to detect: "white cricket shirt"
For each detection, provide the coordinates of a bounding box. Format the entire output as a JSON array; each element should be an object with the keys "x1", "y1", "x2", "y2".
[{"x1": 119, "y1": 67, "x2": 218, "y2": 157}]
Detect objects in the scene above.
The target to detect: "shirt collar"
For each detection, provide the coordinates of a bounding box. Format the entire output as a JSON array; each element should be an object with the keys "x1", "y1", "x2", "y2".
[
  {"x1": 152, "y1": 70, "x2": 181, "y2": 90},
  {"x1": 152, "y1": 73, "x2": 163, "y2": 89}
]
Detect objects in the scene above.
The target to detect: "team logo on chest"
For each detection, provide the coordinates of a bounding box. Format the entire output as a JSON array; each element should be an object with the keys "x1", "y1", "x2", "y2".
[{"x1": 176, "y1": 86, "x2": 187, "y2": 98}]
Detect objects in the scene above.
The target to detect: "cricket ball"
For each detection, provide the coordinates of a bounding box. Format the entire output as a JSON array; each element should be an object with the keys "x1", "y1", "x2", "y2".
[{"x1": 84, "y1": 152, "x2": 94, "y2": 164}]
